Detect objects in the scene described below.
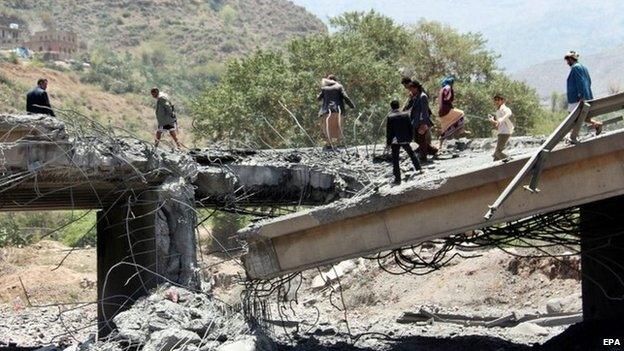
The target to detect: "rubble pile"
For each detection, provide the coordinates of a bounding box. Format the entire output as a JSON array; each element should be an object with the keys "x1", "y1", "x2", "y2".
[{"x1": 77, "y1": 284, "x2": 275, "y2": 351}]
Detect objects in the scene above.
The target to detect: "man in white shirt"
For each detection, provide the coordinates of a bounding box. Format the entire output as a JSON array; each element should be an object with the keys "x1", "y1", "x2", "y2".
[{"x1": 489, "y1": 94, "x2": 514, "y2": 161}]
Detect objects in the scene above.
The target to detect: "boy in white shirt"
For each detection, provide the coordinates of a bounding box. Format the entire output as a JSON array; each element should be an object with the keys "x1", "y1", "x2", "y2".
[{"x1": 489, "y1": 94, "x2": 514, "y2": 161}]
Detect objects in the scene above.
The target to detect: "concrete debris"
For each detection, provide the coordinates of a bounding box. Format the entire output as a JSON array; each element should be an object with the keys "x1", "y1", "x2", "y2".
[
  {"x1": 545, "y1": 293, "x2": 581, "y2": 314},
  {"x1": 510, "y1": 322, "x2": 550, "y2": 336},
  {"x1": 142, "y1": 329, "x2": 201, "y2": 351},
  {"x1": 89, "y1": 284, "x2": 272, "y2": 351},
  {"x1": 397, "y1": 308, "x2": 581, "y2": 329},
  {"x1": 216, "y1": 335, "x2": 276, "y2": 351},
  {"x1": 311, "y1": 259, "x2": 364, "y2": 289},
  {"x1": 156, "y1": 177, "x2": 199, "y2": 286},
  {"x1": 0, "y1": 114, "x2": 68, "y2": 141}
]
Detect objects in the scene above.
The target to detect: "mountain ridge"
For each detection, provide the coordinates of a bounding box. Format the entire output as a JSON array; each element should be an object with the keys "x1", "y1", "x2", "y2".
[{"x1": 514, "y1": 45, "x2": 624, "y2": 100}]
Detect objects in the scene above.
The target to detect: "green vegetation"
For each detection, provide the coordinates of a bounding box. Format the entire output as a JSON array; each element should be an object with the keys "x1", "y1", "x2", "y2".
[
  {"x1": 0, "y1": 211, "x2": 96, "y2": 247},
  {"x1": 0, "y1": 0, "x2": 326, "y2": 98},
  {"x1": 192, "y1": 11, "x2": 543, "y2": 147}
]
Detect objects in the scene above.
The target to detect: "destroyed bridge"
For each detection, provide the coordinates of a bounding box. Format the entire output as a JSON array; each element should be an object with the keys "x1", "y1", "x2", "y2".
[{"x1": 1, "y1": 92, "x2": 624, "y2": 337}]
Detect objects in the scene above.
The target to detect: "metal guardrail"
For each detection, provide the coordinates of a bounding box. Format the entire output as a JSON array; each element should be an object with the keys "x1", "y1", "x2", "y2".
[{"x1": 485, "y1": 92, "x2": 624, "y2": 220}]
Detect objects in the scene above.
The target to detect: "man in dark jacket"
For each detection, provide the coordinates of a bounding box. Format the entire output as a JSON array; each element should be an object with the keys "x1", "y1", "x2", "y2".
[
  {"x1": 405, "y1": 81, "x2": 437, "y2": 162},
  {"x1": 317, "y1": 75, "x2": 355, "y2": 149},
  {"x1": 386, "y1": 100, "x2": 422, "y2": 185},
  {"x1": 26, "y1": 78, "x2": 55, "y2": 116}
]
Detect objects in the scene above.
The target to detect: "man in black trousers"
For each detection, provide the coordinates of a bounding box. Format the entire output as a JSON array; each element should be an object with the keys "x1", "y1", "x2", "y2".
[
  {"x1": 386, "y1": 100, "x2": 422, "y2": 185},
  {"x1": 26, "y1": 78, "x2": 55, "y2": 116}
]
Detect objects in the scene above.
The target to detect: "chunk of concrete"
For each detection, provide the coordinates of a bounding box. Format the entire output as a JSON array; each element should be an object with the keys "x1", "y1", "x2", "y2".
[
  {"x1": 142, "y1": 329, "x2": 201, "y2": 351},
  {"x1": 216, "y1": 335, "x2": 276, "y2": 351},
  {"x1": 546, "y1": 293, "x2": 581, "y2": 314},
  {"x1": 510, "y1": 322, "x2": 550, "y2": 336}
]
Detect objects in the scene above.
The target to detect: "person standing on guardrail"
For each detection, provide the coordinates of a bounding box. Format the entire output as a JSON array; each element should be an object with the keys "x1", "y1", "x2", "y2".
[
  {"x1": 151, "y1": 87, "x2": 182, "y2": 149},
  {"x1": 26, "y1": 78, "x2": 55, "y2": 116},
  {"x1": 386, "y1": 99, "x2": 422, "y2": 185},
  {"x1": 565, "y1": 51, "x2": 602, "y2": 144},
  {"x1": 489, "y1": 94, "x2": 514, "y2": 162}
]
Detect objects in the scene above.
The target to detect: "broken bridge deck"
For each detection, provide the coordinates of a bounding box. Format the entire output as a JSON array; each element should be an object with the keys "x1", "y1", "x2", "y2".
[{"x1": 240, "y1": 93, "x2": 624, "y2": 280}]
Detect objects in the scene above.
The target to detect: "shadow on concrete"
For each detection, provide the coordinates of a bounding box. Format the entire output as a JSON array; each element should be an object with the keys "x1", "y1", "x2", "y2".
[{"x1": 277, "y1": 334, "x2": 533, "y2": 351}]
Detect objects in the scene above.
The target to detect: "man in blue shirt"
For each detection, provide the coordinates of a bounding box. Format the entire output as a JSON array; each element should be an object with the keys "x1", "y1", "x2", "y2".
[{"x1": 565, "y1": 51, "x2": 602, "y2": 143}]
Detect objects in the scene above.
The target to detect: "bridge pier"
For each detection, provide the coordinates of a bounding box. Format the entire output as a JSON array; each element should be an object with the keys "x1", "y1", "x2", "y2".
[
  {"x1": 580, "y1": 195, "x2": 624, "y2": 322},
  {"x1": 97, "y1": 178, "x2": 197, "y2": 337}
]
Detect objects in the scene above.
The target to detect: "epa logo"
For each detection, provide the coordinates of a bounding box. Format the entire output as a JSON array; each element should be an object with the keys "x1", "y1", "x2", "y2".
[{"x1": 604, "y1": 339, "x2": 621, "y2": 346}]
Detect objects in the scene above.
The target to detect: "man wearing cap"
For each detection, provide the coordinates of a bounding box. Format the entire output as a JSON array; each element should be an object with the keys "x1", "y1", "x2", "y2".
[
  {"x1": 26, "y1": 78, "x2": 55, "y2": 116},
  {"x1": 565, "y1": 51, "x2": 602, "y2": 143}
]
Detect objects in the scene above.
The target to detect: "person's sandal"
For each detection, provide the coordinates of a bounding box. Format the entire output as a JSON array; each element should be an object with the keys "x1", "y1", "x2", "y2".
[{"x1": 595, "y1": 124, "x2": 603, "y2": 136}]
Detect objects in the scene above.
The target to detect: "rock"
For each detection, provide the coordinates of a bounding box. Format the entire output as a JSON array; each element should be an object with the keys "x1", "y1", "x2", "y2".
[
  {"x1": 111, "y1": 284, "x2": 249, "y2": 348},
  {"x1": 310, "y1": 260, "x2": 359, "y2": 289},
  {"x1": 510, "y1": 322, "x2": 550, "y2": 336},
  {"x1": 546, "y1": 293, "x2": 582, "y2": 314},
  {"x1": 312, "y1": 326, "x2": 337, "y2": 336},
  {"x1": 199, "y1": 341, "x2": 221, "y2": 351},
  {"x1": 216, "y1": 335, "x2": 276, "y2": 351},
  {"x1": 142, "y1": 329, "x2": 201, "y2": 351}
]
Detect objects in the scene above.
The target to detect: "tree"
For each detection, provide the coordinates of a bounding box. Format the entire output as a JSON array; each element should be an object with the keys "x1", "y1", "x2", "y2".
[
  {"x1": 191, "y1": 11, "x2": 543, "y2": 146},
  {"x1": 403, "y1": 21, "x2": 498, "y2": 88}
]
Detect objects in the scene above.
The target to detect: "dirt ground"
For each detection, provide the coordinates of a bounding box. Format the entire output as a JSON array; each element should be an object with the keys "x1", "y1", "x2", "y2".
[
  {"x1": 0, "y1": 240, "x2": 582, "y2": 349},
  {"x1": 208, "y1": 245, "x2": 581, "y2": 350}
]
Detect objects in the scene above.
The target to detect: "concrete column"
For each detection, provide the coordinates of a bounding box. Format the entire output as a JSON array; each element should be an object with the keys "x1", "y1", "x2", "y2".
[
  {"x1": 97, "y1": 189, "x2": 159, "y2": 337},
  {"x1": 97, "y1": 177, "x2": 198, "y2": 337},
  {"x1": 580, "y1": 195, "x2": 624, "y2": 322}
]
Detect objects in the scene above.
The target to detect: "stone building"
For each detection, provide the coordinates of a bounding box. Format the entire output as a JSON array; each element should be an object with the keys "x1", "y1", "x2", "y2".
[
  {"x1": 25, "y1": 29, "x2": 80, "y2": 60},
  {"x1": 0, "y1": 16, "x2": 22, "y2": 49}
]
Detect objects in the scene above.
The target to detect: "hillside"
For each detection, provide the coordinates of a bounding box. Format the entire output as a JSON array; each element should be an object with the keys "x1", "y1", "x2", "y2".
[
  {"x1": 0, "y1": 0, "x2": 326, "y2": 64},
  {"x1": 0, "y1": 61, "x2": 193, "y2": 145},
  {"x1": 514, "y1": 45, "x2": 624, "y2": 100}
]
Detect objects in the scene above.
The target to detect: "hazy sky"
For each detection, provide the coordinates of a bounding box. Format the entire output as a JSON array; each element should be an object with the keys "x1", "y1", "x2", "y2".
[{"x1": 291, "y1": 0, "x2": 624, "y2": 72}]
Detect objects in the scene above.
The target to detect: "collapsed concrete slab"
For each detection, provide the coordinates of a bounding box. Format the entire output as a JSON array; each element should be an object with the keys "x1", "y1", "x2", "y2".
[
  {"x1": 0, "y1": 113, "x2": 67, "y2": 142},
  {"x1": 239, "y1": 130, "x2": 624, "y2": 280}
]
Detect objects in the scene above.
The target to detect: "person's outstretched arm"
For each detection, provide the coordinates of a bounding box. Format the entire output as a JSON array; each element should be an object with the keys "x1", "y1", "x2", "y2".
[
  {"x1": 342, "y1": 89, "x2": 355, "y2": 109},
  {"x1": 43, "y1": 91, "x2": 55, "y2": 116}
]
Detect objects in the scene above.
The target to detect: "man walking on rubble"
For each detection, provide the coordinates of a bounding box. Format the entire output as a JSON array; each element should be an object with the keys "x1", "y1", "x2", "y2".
[
  {"x1": 565, "y1": 51, "x2": 602, "y2": 144},
  {"x1": 26, "y1": 78, "x2": 55, "y2": 116},
  {"x1": 489, "y1": 94, "x2": 514, "y2": 162},
  {"x1": 405, "y1": 80, "x2": 438, "y2": 162},
  {"x1": 151, "y1": 87, "x2": 182, "y2": 149},
  {"x1": 386, "y1": 99, "x2": 422, "y2": 185},
  {"x1": 317, "y1": 74, "x2": 355, "y2": 150}
]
